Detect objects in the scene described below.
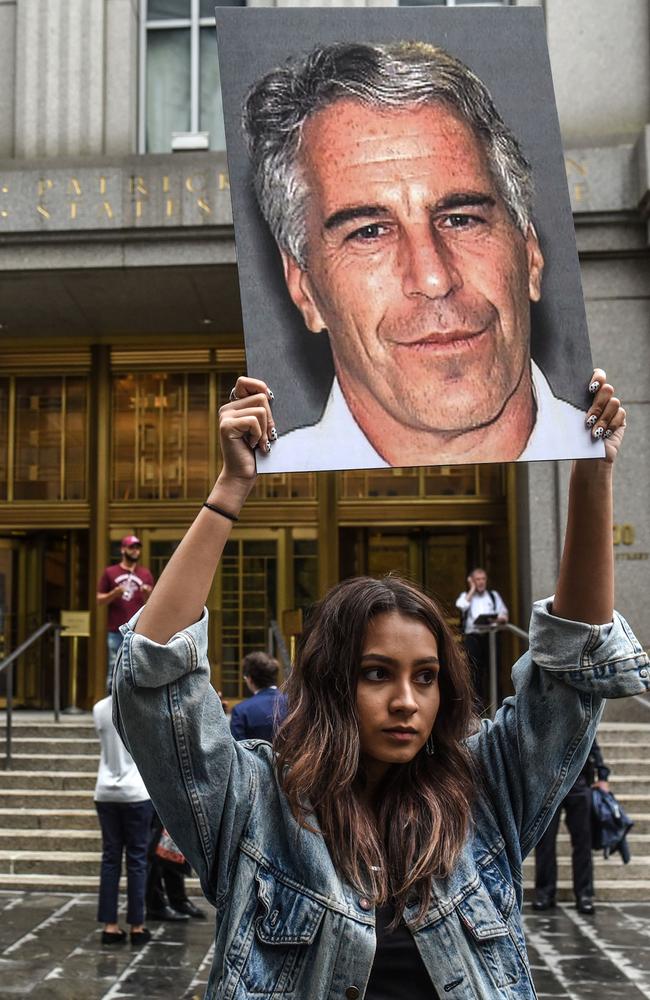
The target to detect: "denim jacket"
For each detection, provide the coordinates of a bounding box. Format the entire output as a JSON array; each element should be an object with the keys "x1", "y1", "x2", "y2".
[{"x1": 113, "y1": 600, "x2": 648, "y2": 1000}]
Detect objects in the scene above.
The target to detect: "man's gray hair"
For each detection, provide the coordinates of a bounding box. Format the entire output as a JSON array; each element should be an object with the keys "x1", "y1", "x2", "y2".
[{"x1": 242, "y1": 41, "x2": 534, "y2": 268}]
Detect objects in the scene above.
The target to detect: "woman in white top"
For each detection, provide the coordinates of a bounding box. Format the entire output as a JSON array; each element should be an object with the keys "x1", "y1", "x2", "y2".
[{"x1": 93, "y1": 695, "x2": 153, "y2": 945}]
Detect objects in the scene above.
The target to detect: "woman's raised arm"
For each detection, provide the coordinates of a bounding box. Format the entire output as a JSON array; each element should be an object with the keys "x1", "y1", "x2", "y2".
[
  {"x1": 552, "y1": 368, "x2": 626, "y2": 625},
  {"x1": 134, "y1": 377, "x2": 275, "y2": 644}
]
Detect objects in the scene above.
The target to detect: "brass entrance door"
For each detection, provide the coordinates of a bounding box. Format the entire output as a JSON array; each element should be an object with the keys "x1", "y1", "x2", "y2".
[
  {"x1": 141, "y1": 529, "x2": 282, "y2": 703},
  {"x1": 220, "y1": 537, "x2": 279, "y2": 700},
  {"x1": 341, "y1": 525, "x2": 511, "y2": 623},
  {"x1": 0, "y1": 540, "x2": 17, "y2": 705},
  {"x1": 0, "y1": 532, "x2": 88, "y2": 708}
]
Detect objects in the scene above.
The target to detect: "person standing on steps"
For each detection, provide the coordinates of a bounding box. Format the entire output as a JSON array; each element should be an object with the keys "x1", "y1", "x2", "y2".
[
  {"x1": 93, "y1": 695, "x2": 153, "y2": 947},
  {"x1": 97, "y1": 535, "x2": 155, "y2": 693},
  {"x1": 456, "y1": 568, "x2": 508, "y2": 709},
  {"x1": 533, "y1": 736, "x2": 610, "y2": 915}
]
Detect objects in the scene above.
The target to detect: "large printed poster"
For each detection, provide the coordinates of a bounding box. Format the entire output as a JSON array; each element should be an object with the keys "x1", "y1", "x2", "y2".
[{"x1": 214, "y1": 6, "x2": 605, "y2": 473}]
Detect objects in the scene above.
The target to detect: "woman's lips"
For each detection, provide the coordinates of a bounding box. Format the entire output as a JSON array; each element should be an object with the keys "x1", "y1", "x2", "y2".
[{"x1": 382, "y1": 729, "x2": 419, "y2": 743}]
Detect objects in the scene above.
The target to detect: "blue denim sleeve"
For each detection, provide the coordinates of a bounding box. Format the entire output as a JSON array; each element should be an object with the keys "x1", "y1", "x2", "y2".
[
  {"x1": 468, "y1": 599, "x2": 649, "y2": 866},
  {"x1": 112, "y1": 607, "x2": 259, "y2": 907}
]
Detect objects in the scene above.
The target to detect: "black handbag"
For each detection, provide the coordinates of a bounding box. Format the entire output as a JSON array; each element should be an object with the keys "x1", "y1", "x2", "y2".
[{"x1": 591, "y1": 787, "x2": 633, "y2": 863}]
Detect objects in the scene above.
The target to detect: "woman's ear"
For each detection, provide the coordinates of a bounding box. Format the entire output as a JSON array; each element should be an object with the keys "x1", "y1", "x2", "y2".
[{"x1": 281, "y1": 250, "x2": 327, "y2": 332}]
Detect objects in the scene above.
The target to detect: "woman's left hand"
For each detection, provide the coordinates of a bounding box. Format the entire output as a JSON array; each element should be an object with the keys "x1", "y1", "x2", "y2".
[{"x1": 586, "y1": 368, "x2": 626, "y2": 464}]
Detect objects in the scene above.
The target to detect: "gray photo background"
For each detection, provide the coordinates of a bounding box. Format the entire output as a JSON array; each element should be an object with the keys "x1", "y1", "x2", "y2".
[{"x1": 214, "y1": 6, "x2": 593, "y2": 435}]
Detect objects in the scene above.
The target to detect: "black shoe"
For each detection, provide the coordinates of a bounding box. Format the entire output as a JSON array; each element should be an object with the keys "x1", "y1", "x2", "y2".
[
  {"x1": 576, "y1": 896, "x2": 595, "y2": 915},
  {"x1": 101, "y1": 929, "x2": 127, "y2": 945},
  {"x1": 173, "y1": 899, "x2": 207, "y2": 920},
  {"x1": 146, "y1": 904, "x2": 190, "y2": 922},
  {"x1": 532, "y1": 893, "x2": 556, "y2": 911},
  {"x1": 130, "y1": 927, "x2": 152, "y2": 947}
]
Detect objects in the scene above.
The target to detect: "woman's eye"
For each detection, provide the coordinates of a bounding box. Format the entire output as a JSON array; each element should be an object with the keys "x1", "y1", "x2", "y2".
[
  {"x1": 416, "y1": 670, "x2": 437, "y2": 685},
  {"x1": 362, "y1": 667, "x2": 387, "y2": 681}
]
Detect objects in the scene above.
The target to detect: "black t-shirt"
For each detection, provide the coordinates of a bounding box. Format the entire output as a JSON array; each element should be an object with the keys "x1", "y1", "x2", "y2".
[{"x1": 365, "y1": 903, "x2": 439, "y2": 999}]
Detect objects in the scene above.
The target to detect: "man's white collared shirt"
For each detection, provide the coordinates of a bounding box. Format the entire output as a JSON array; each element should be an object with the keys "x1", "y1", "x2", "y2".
[{"x1": 260, "y1": 361, "x2": 603, "y2": 473}]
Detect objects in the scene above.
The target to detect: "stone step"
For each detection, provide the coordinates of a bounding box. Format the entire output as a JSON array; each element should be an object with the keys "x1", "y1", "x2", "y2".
[
  {"x1": 596, "y1": 723, "x2": 650, "y2": 744},
  {"x1": 0, "y1": 873, "x2": 202, "y2": 893},
  {"x1": 2, "y1": 737, "x2": 99, "y2": 755},
  {"x1": 522, "y1": 880, "x2": 650, "y2": 902},
  {"x1": 598, "y1": 759, "x2": 649, "y2": 775},
  {"x1": 0, "y1": 723, "x2": 95, "y2": 740},
  {"x1": 627, "y1": 814, "x2": 650, "y2": 834},
  {"x1": 0, "y1": 770, "x2": 95, "y2": 790},
  {"x1": 523, "y1": 856, "x2": 649, "y2": 880},
  {"x1": 0, "y1": 850, "x2": 101, "y2": 876},
  {"x1": 598, "y1": 776, "x2": 650, "y2": 795},
  {"x1": 0, "y1": 789, "x2": 93, "y2": 809},
  {"x1": 0, "y1": 828, "x2": 101, "y2": 852},
  {"x1": 595, "y1": 742, "x2": 650, "y2": 759},
  {"x1": 4, "y1": 828, "x2": 642, "y2": 860},
  {"x1": 616, "y1": 793, "x2": 650, "y2": 804},
  {"x1": 0, "y1": 753, "x2": 99, "y2": 772},
  {"x1": 0, "y1": 807, "x2": 97, "y2": 829},
  {"x1": 555, "y1": 831, "x2": 650, "y2": 846}
]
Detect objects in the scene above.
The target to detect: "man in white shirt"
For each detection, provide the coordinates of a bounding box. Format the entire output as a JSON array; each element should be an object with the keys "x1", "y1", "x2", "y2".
[
  {"x1": 243, "y1": 41, "x2": 605, "y2": 472},
  {"x1": 455, "y1": 569, "x2": 508, "y2": 711}
]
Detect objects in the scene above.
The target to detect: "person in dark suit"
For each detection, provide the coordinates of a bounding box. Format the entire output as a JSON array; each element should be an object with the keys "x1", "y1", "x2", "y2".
[
  {"x1": 533, "y1": 736, "x2": 610, "y2": 914},
  {"x1": 229, "y1": 652, "x2": 287, "y2": 742}
]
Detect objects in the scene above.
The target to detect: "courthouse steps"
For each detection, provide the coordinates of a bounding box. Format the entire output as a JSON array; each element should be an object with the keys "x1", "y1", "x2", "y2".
[
  {"x1": 0, "y1": 715, "x2": 648, "y2": 900},
  {"x1": 0, "y1": 715, "x2": 200, "y2": 894},
  {"x1": 522, "y1": 720, "x2": 650, "y2": 902}
]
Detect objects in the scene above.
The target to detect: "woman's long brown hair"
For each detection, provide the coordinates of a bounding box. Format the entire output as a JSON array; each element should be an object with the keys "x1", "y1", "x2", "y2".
[{"x1": 273, "y1": 575, "x2": 478, "y2": 925}]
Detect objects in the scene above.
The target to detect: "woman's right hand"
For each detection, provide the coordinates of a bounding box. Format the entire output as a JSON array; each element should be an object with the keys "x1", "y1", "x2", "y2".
[{"x1": 217, "y1": 376, "x2": 276, "y2": 486}]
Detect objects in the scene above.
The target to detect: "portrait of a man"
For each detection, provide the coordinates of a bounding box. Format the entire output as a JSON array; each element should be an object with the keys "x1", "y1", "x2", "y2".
[{"x1": 215, "y1": 9, "x2": 604, "y2": 472}]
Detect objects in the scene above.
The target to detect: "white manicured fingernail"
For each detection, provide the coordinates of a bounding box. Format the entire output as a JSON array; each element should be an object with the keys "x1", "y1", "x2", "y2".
[
  {"x1": 586, "y1": 414, "x2": 597, "y2": 428},
  {"x1": 589, "y1": 380, "x2": 600, "y2": 394},
  {"x1": 604, "y1": 429, "x2": 613, "y2": 439},
  {"x1": 270, "y1": 427, "x2": 278, "y2": 441},
  {"x1": 593, "y1": 426, "x2": 604, "y2": 439},
  {"x1": 265, "y1": 441, "x2": 272, "y2": 453},
  {"x1": 268, "y1": 389, "x2": 275, "y2": 400}
]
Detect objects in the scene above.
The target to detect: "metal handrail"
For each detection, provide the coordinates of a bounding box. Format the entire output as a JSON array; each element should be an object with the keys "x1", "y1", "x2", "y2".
[
  {"x1": 267, "y1": 620, "x2": 291, "y2": 673},
  {"x1": 0, "y1": 622, "x2": 61, "y2": 770},
  {"x1": 472, "y1": 621, "x2": 529, "y2": 720}
]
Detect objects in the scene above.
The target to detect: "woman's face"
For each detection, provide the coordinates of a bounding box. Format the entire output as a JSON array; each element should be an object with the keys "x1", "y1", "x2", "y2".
[{"x1": 356, "y1": 611, "x2": 441, "y2": 787}]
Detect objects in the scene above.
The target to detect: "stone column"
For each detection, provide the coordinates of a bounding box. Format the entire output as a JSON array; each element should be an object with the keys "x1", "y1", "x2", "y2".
[{"x1": 13, "y1": 0, "x2": 134, "y2": 158}]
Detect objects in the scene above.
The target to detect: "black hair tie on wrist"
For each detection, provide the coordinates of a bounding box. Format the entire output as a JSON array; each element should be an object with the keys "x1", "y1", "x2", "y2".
[{"x1": 203, "y1": 501, "x2": 239, "y2": 522}]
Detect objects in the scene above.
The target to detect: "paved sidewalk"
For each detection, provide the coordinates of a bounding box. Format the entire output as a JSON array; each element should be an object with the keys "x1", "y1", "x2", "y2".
[
  {"x1": 1, "y1": 891, "x2": 650, "y2": 998},
  {"x1": 525, "y1": 901, "x2": 650, "y2": 999}
]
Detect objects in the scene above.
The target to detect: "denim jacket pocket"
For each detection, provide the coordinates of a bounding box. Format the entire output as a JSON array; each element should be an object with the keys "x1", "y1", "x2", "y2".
[
  {"x1": 457, "y1": 883, "x2": 521, "y2": 989},
  {"x1": 230, "y1": 868, "x2": 326, "y2": 996}
]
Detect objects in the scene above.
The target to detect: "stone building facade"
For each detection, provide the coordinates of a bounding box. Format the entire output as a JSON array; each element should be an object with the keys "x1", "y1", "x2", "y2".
[{"x1": 0, "y1": 0, "x2": 648, "y2": 708}]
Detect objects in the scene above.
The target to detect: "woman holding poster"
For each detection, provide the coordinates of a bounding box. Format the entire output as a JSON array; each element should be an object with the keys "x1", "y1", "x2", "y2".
[{"x1": 113, "y1": 369, "x2": 647, "y2": 999}]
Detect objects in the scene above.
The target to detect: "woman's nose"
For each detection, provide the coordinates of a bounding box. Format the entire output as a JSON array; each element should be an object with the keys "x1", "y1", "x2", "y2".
[{"x1": 389, "y1": 682, "x2": 418, "y2": 714}]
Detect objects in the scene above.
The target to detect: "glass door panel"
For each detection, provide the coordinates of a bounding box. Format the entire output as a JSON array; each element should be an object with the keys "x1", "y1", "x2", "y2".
[{"x1": 220, "y1": 539, "x2": 278, "y2": 699}]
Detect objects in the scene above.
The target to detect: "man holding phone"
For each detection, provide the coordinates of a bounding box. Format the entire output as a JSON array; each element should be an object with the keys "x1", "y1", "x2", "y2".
[{"x1": 456, "y1": 568, "x2": 508, "y2": 709}]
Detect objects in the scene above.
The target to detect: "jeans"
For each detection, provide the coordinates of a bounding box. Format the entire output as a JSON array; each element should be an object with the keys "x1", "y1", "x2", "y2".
[
  {"x1": 106, "y1": 632, "x2": 123, "y2": 694},
  {"x1": 96, "y1": 799, "x2": 154, "y2": 925}
]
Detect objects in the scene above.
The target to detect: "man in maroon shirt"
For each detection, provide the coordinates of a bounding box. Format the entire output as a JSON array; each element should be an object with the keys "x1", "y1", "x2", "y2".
[{"x1": 97, "y1": 535, "x2": 155, "y2": 692}]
